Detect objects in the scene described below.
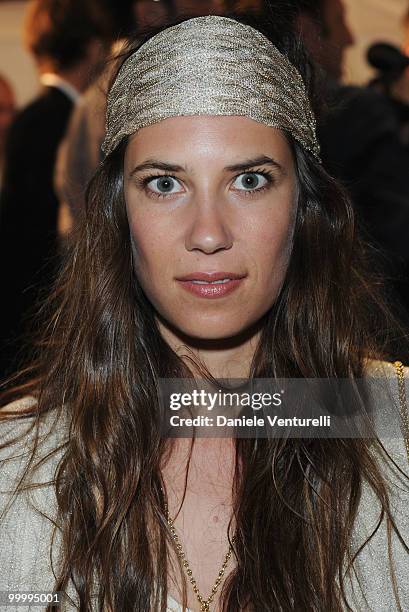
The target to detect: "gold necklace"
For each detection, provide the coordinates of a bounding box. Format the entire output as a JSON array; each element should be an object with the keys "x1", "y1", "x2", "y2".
[
  {"x1": 163, "y1": 362, "x2": 409, "y2": 611},
  {"x1": 161, "y1": 491, "x2": 235, "y2": 612},
  {"x1": 393, "y1": 360, "x2": 409, "y2": 464}
]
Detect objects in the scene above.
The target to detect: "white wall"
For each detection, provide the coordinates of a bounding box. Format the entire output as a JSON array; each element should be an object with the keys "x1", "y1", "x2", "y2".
[
  {"x1": 343, "y1": 0, "x2": 409, "y2": 84},
  {"x1": 0, "y1": 1, "x2": 38, "y2": 108}
]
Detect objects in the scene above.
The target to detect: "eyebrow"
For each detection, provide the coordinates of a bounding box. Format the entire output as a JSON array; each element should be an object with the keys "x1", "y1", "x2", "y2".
[{"x1": 128, "y1": 155, "x2": 285, "y2": 177}]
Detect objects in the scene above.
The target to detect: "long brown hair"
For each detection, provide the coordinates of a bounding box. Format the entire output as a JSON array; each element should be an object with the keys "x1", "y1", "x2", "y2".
[{"x1": 1, "y1": 12, "x2": 409, "y2": 612}]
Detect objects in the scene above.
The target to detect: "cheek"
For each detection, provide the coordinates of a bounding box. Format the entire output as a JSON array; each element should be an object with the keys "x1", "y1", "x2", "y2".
[
  {"x1": 127, "y1": 211, "x2": 169, "y2": 281},
  {"x1": 246, "y1": 202, "x2": 296, "y2": 285}
]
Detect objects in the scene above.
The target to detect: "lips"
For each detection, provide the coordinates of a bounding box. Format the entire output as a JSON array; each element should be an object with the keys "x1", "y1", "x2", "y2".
[
  {"x1": 176, "y1": 272, "x2": 246, "y2": 282},
  {"x1": 175, "y1": 272, "x2": 246, "y2": 299}
]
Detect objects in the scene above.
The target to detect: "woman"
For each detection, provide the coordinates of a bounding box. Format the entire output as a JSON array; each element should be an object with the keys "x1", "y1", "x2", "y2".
[{"x1": 0, "y1": 13, "x2": 408, "y2": 612}]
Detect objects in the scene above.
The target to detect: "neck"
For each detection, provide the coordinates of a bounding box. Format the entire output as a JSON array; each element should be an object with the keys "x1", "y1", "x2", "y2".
[
  {"x1": 38, "y1": 63, "x2": 91, "y2": 94},
  {"x1": 157, "y1": 315, "x2": 264, "y2": 379}
]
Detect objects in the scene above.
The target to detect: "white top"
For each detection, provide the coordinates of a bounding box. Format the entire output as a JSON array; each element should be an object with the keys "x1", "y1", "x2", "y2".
[
  {"x1": 166, "y1": 594, "x2": 193, "y2": 611},
  {"x1": 0, "y1": 360, "x2": 408, "y2": 611}
]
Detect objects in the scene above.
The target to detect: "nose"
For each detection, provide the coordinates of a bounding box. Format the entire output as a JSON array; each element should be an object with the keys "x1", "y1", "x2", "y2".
[{"x1": 185, "y1": 196, "x2": 234, "y2": 254}]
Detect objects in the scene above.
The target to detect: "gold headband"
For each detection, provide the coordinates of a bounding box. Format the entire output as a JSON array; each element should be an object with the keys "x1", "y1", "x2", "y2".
[{"x1": 102, "y1": 15, "x2": 321, "y2": 160}]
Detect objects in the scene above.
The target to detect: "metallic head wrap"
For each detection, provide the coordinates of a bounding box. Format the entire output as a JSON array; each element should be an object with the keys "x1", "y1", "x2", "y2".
[{"x1": 102, "y1": 15, "x2": 321, "y2": 160}]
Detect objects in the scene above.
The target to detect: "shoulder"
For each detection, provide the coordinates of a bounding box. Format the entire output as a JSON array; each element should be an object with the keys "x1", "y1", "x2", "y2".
[
  {"x1": 0, "y1": 393, "x2": 69, "y2": 445},
  {"x1": 363, "y1": 358, "x2": 409, "y2": 378},
  {"x1": 348, "y1": 361, "x2": 409, "y2": 609},
  {"x1": 7, "y1": 89, "x2": 71, "y2": 141},
  {"x1": 0, "y1": 395, "x2": 74, "y2": 597},
  {"x1": 9, "y1": 93, "x2": 51, "y2": 129},
  {"x1": 0, "y1": 396, "x2": 69, "y2": 591},
  {"x1": 28, "y1": 87, "x2": 72, "y2": 114},
  {"x1": 362, "y1": 359, "x2": 409, "y2": 472},
  {"x1": 0, "y1": 395, "x2": 69, "y2": 489},
  {"x1": 363, "y1": 357, "x2": 409, "y2": 417},
  {"x1": 0, "y1": 395, "x2": 39, "y2": 451},
  {"x1": 363, "y1": 358, "x2": 409, "y2": 411},
  {"x1": 334, "y1": 83, "x2": 394, "y2": 114}
]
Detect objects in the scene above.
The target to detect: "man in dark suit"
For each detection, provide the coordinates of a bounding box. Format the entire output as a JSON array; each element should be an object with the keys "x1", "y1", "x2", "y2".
[
  {"x1": 296, "y1": 0, "x2": 409, "y2": 360},
  {"x1": 0, "y1": 0, "x2": 110, "y2": 378}
]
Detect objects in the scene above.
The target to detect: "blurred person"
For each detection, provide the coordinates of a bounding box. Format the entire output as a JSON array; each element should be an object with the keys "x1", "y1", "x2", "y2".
[
  {"x1": 0, "y1": 0, "x2": 111, "y2": 379},
  {"x1": 296, "y1": 0, "x2": 409, "y2": 355},
  {"x1": 0, "y1": 75, "x2": 16, "y2": 188},
  {"x1": 366, "y1": 2, "x2": 409, "y2": 150},
  {"x1": 55, "y1": 0, "x2": 226, "y2": 237},
  {"x1": 135, "y1": 0, "x2": 226, "y2": 26},
  {"x1": 367, "y1": 42, "x2": 409, "y2": 147},
  {"x1": 297, "y1": 0, "x2": 354, "y2": 81}
]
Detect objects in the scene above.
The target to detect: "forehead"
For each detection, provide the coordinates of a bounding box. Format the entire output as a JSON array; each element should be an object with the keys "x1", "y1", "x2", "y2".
[{"x1": 125, "y1": 115, "x2": 293, "y2": 164}]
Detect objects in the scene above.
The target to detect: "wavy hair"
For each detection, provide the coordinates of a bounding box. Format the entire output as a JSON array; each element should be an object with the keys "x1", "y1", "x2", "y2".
[{"x1": 1, "y1": 10, "x2": 409, "y2": 612}]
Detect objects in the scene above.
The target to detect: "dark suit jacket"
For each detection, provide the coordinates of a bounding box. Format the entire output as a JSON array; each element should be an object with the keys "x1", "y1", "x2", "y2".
[
  {"x1": 318, "y1": 81, "x2": 409, "y2": 360},
  {"x1": 0, "y1": 86, "x2": 73, "y2": 377},
  {"x1": 319, "y1": 81, "x2": 409, "y2": 265}
]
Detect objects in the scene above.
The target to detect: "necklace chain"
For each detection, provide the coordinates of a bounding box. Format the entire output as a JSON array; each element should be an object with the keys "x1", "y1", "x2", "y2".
[
  {"x1": 163, "y1": 498, "x2": 235, "y2": 612},
  {"x1": 393, "y1": 361, "x2": 409, "y2": 464},
  {"x1": 162, "y1": 362, "x2": 409, "y2": 611},
  {"x1": 160, "y1": 485, "x2": 235, "y2": 612}
]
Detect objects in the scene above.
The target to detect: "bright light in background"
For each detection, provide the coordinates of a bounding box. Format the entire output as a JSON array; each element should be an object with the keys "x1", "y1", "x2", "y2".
[{"x1": 343, "y1": 0, "x2": 409, "y2": 85}]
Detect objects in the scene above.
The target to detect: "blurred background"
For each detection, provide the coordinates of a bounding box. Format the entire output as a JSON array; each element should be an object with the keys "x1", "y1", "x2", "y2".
[
  {"x1": 2, "y1": 0, "x2": 409, "y2": 379},
  {"x1": 1, "y1": 0, "x2": 408, "y2": 106}
]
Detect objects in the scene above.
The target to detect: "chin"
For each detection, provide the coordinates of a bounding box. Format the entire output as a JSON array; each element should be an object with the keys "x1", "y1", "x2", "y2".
[
  {"x1": 176, "y1": 321, "x2": 244, "y2": 341},
  {"x1": 158, "y1": 310, "x2": 250, "y2": 343}
]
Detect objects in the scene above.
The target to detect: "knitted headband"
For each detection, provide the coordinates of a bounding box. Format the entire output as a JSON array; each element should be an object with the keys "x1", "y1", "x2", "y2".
[{"x1": 102, "y1": 15, "x2": 321, "y2": 161}]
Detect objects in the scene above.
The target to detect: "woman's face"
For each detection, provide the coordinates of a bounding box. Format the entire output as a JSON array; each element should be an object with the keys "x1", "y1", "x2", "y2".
[{"x1": 124, "y1": 116, "x2": 298, "y2": 340}]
